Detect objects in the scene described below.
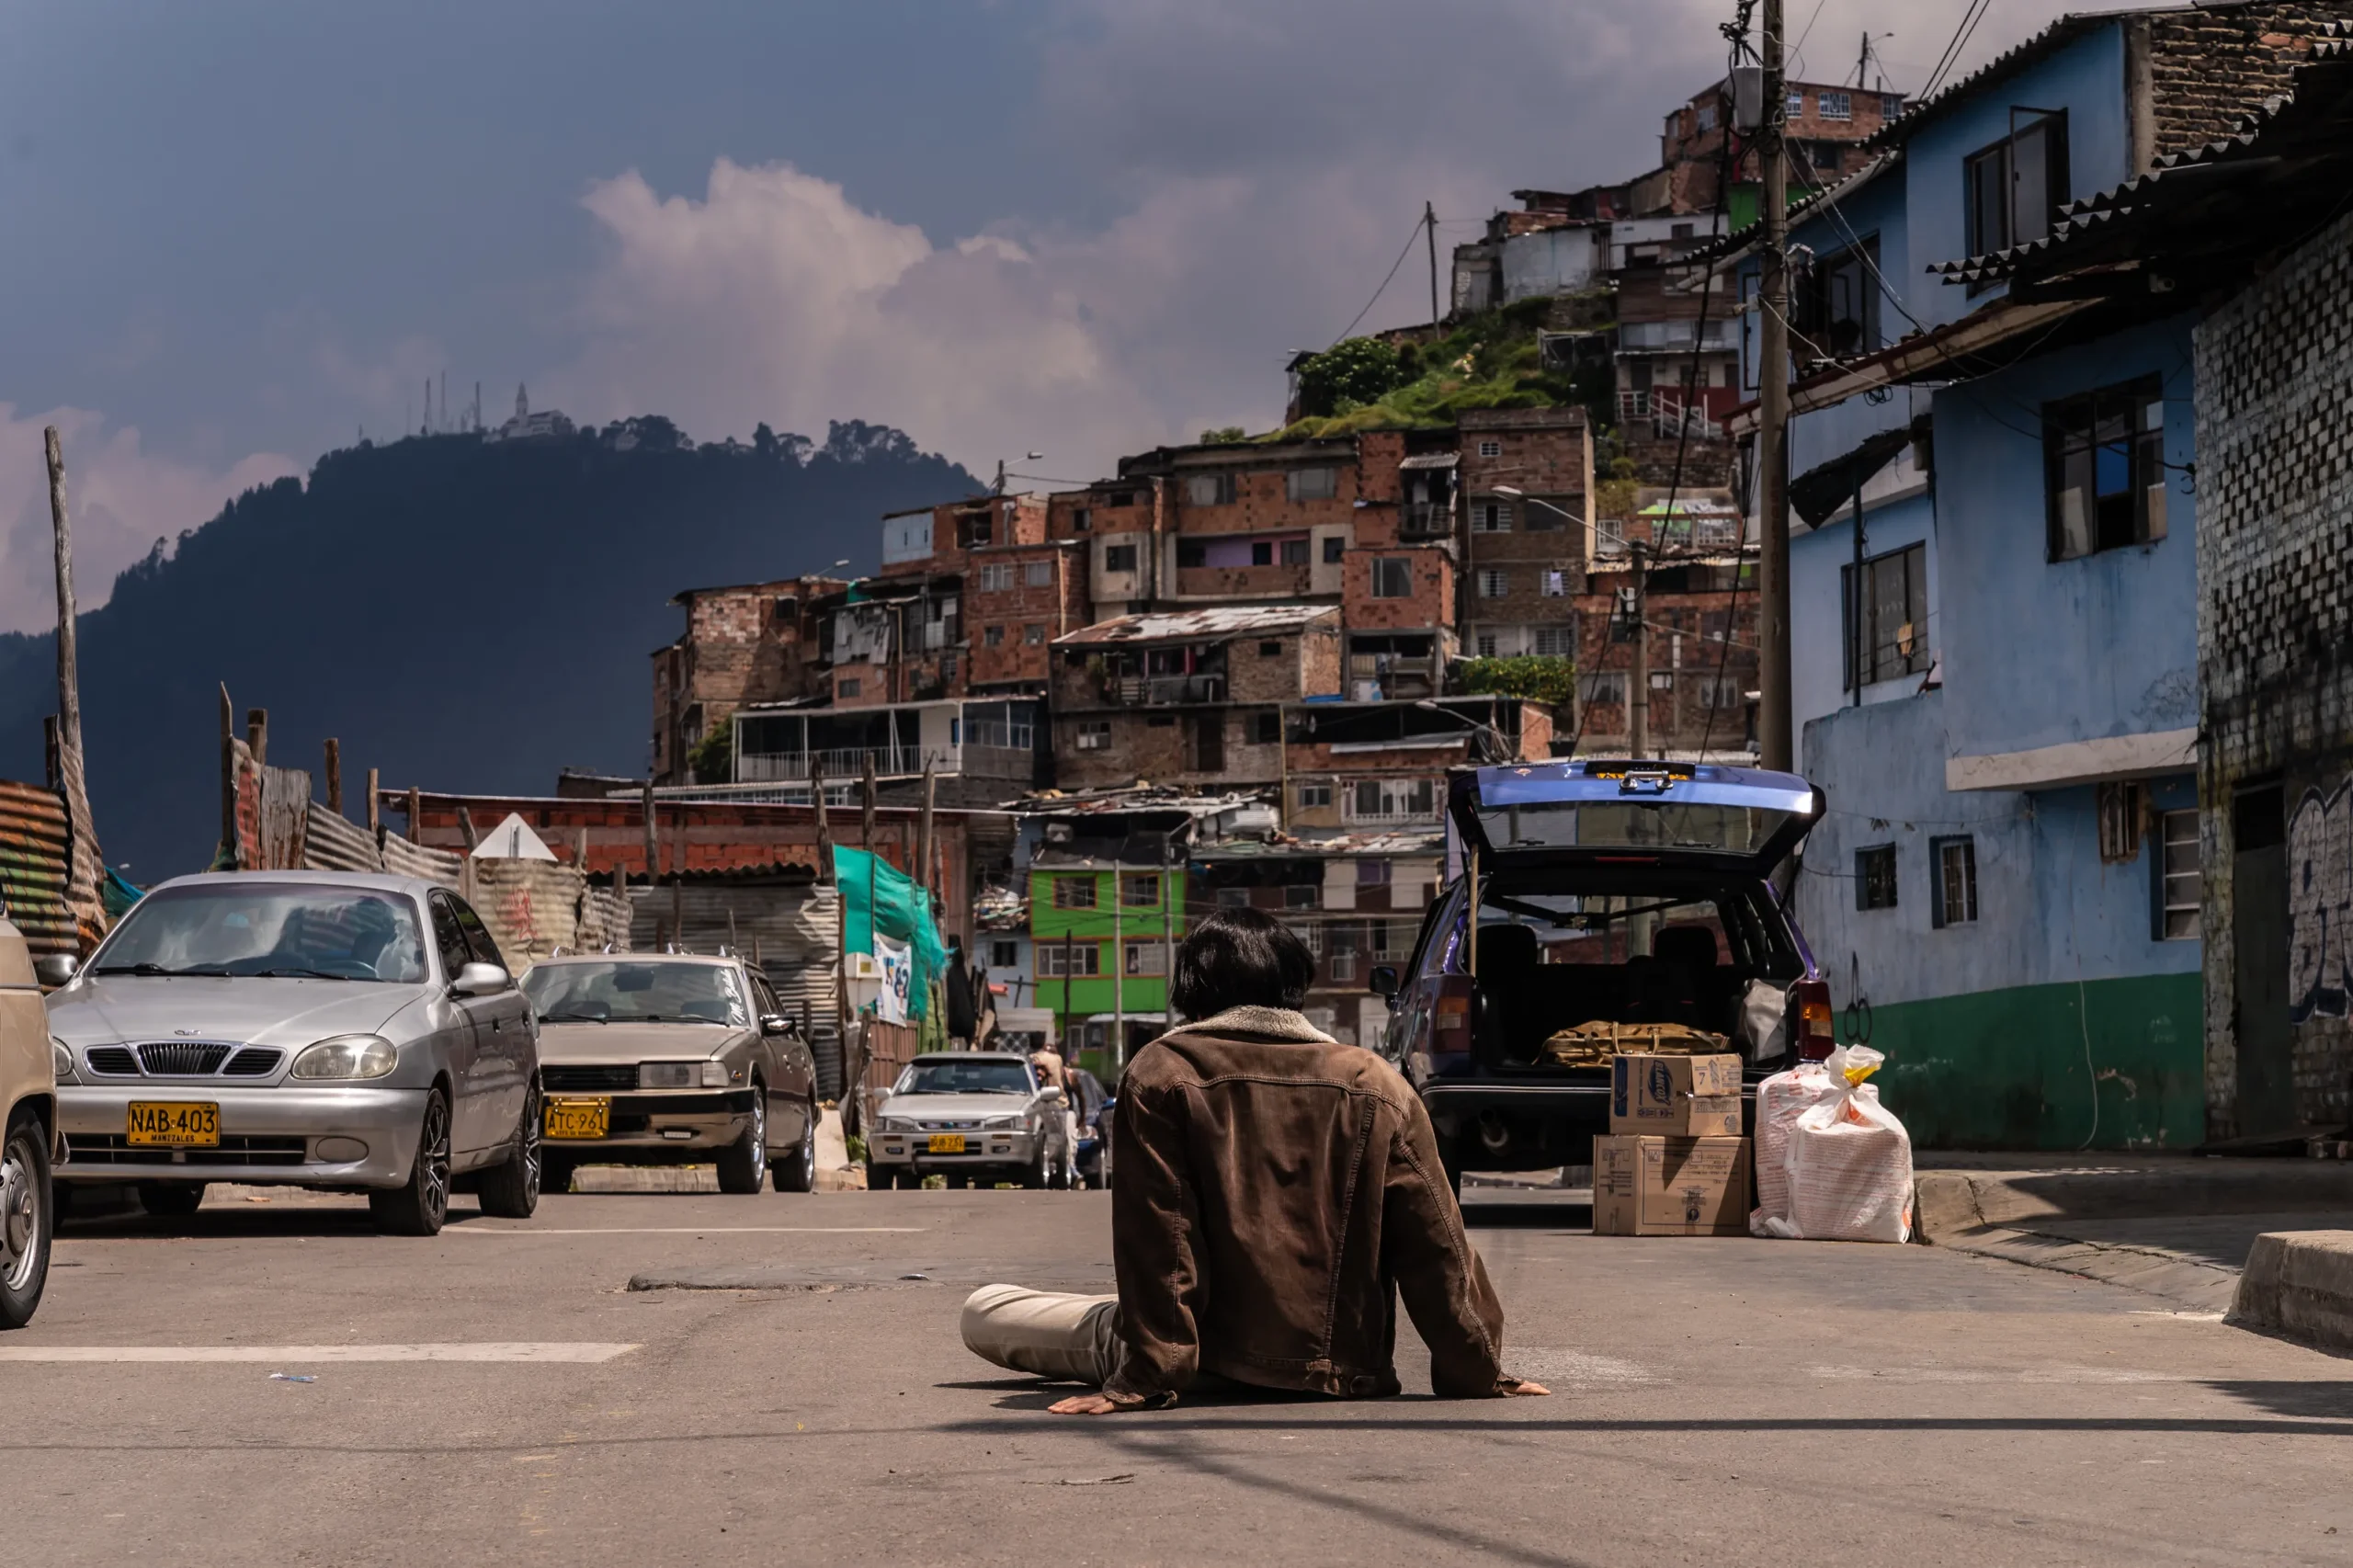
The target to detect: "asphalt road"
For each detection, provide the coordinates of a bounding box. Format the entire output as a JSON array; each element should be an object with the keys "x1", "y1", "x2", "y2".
[{"x1": 9, "y1": 1184, "x2": 2352, "y2": 1567}]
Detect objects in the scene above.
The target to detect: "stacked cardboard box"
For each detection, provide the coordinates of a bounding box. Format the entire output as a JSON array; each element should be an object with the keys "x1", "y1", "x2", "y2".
[{"x1": 1593, "y1": 1052, "x2": 1751, "y2": 1236}]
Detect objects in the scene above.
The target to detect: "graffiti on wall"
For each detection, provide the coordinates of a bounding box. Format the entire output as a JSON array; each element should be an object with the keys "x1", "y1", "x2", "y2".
[{"x1": 2289, "y1": 779, "x2": 2352, "y2": 1022}]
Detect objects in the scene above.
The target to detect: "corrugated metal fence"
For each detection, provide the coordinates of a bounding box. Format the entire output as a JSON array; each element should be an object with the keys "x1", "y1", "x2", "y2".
[{"x1": 0, "y1": 779, "x2": 78, "y2": 955}]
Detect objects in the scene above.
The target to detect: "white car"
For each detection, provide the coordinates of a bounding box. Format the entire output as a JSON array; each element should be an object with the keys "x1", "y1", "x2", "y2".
[
  {"x1": 865, "y1": 1051, "x2": 1074, "y2": 1190},
  {"x1": 2, "y1": 913, "x2": 52, "y2": 1327}
]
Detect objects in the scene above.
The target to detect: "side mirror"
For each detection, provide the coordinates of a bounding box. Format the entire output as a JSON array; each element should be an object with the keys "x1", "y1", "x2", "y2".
[
  {"x1": 33, "y1": 954, "x2": 79, "y2": 988},
  {"x1": 760, "y1": 1014, "x2": 792, "y2": 1038},
  {"x1": 1038, "y1": 1085, "x2": 1065, "y2": 1103},
  {"x1": 1368, "y1": 965, "x2": 1400, "y2": 998},
  {"x1": 451, "y1": 960, "x2": 510, "y2": 997}
]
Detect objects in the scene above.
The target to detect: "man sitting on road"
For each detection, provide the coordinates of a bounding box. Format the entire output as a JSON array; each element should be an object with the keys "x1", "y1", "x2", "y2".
[{"x1": 961, "y1": 907, "x2": 1550, "y2": 1412}]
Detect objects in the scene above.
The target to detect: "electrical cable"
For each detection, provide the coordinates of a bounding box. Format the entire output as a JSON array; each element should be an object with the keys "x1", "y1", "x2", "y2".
[{"x1": 1329, "y1": 217, "x2": 1429, "y2": 348}]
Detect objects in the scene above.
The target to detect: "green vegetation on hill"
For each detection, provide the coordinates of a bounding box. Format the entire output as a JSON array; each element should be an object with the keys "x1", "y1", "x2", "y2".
[{"x1": 1275, "y1": 295, "x2": 1615, "y2": 442}]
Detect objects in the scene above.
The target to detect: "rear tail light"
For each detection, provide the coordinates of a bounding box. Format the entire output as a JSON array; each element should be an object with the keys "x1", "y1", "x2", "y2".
[
  {"x1": 1431, "y1": 974, "x2": 1475, "y2": 1062},
  {"x1": 1791, "y1": 978, "x2": 1835, "y2": 1061}
]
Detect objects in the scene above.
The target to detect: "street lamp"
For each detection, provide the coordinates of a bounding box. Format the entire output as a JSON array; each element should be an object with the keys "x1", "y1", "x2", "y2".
[{"x1": 1413, "y1": 698, "x2": 1509, "y2": 765}]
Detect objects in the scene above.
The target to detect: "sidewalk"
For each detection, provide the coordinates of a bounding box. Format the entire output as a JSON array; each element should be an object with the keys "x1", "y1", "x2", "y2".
[{"x1": 1915, "y1": 1153, "x2": 2353, "y2": 1320}]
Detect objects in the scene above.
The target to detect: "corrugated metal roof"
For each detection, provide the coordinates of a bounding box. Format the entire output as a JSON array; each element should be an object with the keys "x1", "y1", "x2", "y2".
[
  {"x1": 0, "y1": 779, "x2": 76, "y2": 956},
  {"x1": 1397, "y1": 452, "x2": 1460, "y2": 471},
  {"x1": 1053, "y1": 604, "x2": 1339, "y2": 646},
  {"x1": 472, "y1": 859, "x2": 631, "y2": 968},
  {"x1": 380, "y1": 833, "x2": 465, "y2": 885},
  {"x1": 621, "y1": 881, "x2": 839, "y2": 1026},
  {"x1": 1195, "y1": 828, "x2": 1446, "y2": 859}
]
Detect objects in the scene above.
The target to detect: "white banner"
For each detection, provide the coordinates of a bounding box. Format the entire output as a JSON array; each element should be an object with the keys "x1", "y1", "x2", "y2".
[{"x1": 874, "y1": 932, "x2": 913, "y2": 1026}]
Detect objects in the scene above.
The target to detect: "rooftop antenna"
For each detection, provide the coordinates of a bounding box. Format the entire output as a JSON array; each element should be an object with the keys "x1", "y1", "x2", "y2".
[{"x1": 439, "y1": 370, "x2": 447, "y2": 435}]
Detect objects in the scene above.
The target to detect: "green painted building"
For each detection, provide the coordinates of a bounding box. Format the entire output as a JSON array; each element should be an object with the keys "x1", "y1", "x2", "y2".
[{"x1": 1029, "y1": 862, "x2": 1188, "y2": 1064}]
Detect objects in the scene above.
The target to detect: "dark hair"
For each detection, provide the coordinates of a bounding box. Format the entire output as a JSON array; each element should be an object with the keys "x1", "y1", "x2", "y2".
[{"x1": 1169, "y1": 906, "x2": 1314, "y2": 1019}]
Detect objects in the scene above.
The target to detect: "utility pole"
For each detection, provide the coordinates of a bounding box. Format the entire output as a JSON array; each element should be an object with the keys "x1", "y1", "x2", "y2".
[
  {"x1": 1425, "y1": 199, "x2": 1440, "y2": 326},
  {"x1": 1756, "y1": 0, "x2": 1795, "y2": 773},
  {"x1": 45, "y1": 428, "x2": 102, "y2": 940},
  {"x1": 1628, "y1": 540, "x2": 1650, "y2": 760}
]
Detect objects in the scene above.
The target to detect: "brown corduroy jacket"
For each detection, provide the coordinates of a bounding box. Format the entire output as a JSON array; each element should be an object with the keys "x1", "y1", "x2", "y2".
[{"x1": 1100, "y1": 1006, "x2": 1511, "y2": 1406}]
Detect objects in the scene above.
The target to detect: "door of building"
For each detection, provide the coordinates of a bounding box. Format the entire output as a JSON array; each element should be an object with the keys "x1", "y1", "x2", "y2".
[{"x1": 2231, "y1": 784, "x2": 2297, "y2": 1137}]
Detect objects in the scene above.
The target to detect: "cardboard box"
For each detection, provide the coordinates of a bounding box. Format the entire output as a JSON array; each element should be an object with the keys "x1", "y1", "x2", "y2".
[
  {"x1": 1592, "y1": 1135, "x2": 1752, "y2": 1235},
  {"x1": 1610, "y1": 1052, "x2": 1745, "y2": 1134}
]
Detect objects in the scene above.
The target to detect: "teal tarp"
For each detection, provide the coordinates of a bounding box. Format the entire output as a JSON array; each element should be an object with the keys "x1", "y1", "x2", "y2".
[
  {"x1": 833, "y1": 845, "x2": 948, "y2": 1023},
  {"x1": 101, "y1": 868, "x2": 143, "y2": 920}
]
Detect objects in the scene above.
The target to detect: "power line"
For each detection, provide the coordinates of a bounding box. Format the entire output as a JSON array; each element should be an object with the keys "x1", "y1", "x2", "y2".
[{"x1": 1329, "y1": 216, "x2": 1429, "y2": 347}]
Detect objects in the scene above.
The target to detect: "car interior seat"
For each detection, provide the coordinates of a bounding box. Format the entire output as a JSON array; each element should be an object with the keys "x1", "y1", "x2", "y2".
[
  {"x1": 1472, "y1": 922, "x2": 1543, "y2": 1063},
  {"x1": 1642, "y1": 924, "x2": 1723, "y2": 1028}
]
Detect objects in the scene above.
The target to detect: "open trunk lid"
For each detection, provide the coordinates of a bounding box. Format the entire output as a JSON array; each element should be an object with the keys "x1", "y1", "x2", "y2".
[{"x1": 1446, "y1": 759, "x2": 1824, "y2": 878}]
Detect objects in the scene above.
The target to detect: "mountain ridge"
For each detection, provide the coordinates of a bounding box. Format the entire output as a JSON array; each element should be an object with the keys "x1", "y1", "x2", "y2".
[{"x1": 0, "y1": 417, "x2": 982, "y2": 880}]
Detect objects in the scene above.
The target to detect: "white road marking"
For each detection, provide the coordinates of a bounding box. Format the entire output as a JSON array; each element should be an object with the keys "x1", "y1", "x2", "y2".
[
  {"x1": 445, "y1": 1226, "x2": 928, "y2": 1236},
  {"x1": 1810, "y1": 1364, "x2": 2180, "y2": 1383},
  {"x1": 0, "y1": 1342, "x2": 641, "y2": 1363}
]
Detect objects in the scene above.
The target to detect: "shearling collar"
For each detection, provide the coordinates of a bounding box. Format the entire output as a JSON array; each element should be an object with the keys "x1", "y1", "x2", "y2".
[{"x1": 1171, "y1": 1006, "x2": 1336, "y2": 1043}]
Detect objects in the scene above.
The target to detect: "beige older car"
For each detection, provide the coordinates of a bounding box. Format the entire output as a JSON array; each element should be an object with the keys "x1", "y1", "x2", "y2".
[{"x1": 1, "y1": 915, "x2": 54, "y2": 1327}]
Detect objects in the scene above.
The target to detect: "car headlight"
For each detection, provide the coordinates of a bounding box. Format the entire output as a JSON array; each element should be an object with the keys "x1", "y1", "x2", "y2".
[
  {"x1": 51, "y1": 1038, "x2": 74, "y2": 1082},
  {"x1": 879, "y1": 1116, "x2": 916, "y2": 1133},
  {"x1": 701, "y1": 1060, "x2": 730, "y2": 1088},
  {"x1": 981, "y1": 1115, "x2": 1019, "y2": 1131},
  {"x1": 290, "y1": 1034, "x2": 398, "y2": 1080}
]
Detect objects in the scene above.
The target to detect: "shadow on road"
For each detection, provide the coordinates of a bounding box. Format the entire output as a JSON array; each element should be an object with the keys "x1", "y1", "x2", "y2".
[{"x1": 1460, "y1": 1199, "x2": 1592, "y2": 1230}]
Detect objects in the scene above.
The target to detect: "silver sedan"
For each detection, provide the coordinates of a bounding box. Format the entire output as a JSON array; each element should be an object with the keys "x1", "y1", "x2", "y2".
[
  {"x1": 864, "y1": 1051, "x2": 1074, "y2": 1190},
  {"x1": 45, "y1": 870, "x2": 540, "y2": 1234}
]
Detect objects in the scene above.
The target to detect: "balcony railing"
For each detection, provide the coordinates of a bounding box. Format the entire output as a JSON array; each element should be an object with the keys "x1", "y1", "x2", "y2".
[
  {"x1": 1399, "y1": 501, "x2": 1451, "y2": 537},
  {"x1": 1101, "y1": 673, "x2": 1226, "y2": 707},
  {"x1": 1342, "y1": 801, "x2": 1441, "y2": 825},
  {"x1": 738, "y1": 744, "x2": 954, "y2": 782}
]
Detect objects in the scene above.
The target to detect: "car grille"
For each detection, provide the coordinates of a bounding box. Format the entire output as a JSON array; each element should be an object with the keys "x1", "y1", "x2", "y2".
[
  {"x1": 919, "y1": 1119, "x2": 984, "y2": 1131},
  {"x1": 83, "y1": 1042, "x2": 264, "y2": 1078},
  {"x1": 65, "y1": 1134, "x2": 310, "y2": 1167},
  {"x1": 545, "y1": 1065, "x2": 640, "y2": 1093},
  {"x1": 133, "y1": 1041, "x2": 235, "y2": 1076}
]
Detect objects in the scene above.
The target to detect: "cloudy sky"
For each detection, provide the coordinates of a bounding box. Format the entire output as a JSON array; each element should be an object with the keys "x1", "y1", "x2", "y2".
[{"x1": 1, "y1": 0, "x2": 2122, "y2": 631}]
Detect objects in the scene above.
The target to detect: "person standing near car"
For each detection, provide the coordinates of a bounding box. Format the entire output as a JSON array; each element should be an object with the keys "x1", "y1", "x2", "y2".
[
  {"x1": 961, "y1": 907, "x2": 1549, "y2": 1411},
  {"x1": 1027, "y1": 1038, "x2": 1078, "y2": 1171}
]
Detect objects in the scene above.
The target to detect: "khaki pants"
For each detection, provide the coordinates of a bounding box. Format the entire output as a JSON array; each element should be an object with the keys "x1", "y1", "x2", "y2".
[{"x1": 960, "y1": 1284, "x2": 1123, "y2": 1385}]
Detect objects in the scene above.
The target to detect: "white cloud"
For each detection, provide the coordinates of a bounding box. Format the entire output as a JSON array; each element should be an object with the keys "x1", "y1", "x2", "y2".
[{"x1": 0, "y1": 405, "x2": 298, "y2": 635}]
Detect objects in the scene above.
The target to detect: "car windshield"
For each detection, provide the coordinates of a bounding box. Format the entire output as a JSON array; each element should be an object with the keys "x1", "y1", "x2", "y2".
[
  {"x1": 92, "y1": 882, "x2": 428, "y2": 983},
  {"x1": 521, "y1": 961, "x2": 748, "y2": 1026},
  {"x1": 892, "y1": 1059, "x2": 1033, "y2": 1096}
]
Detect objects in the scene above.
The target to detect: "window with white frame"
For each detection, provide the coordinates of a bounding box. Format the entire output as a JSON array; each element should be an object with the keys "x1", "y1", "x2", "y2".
[
  {"x1": 1475, "y1": 633, "x2": 1499, "y2": 657},
  {"x1": 1818, "y1": 90, "x2": 1852, "y2": 120},
  {"x1": 978, "y1": 562, "x2": 1016, "y2": 592},
  {"x1": 1478, "y1": 568, "x2": 1509, "y2": 598},
  {"x1": 1348, "y1": 778, "x2": 1436, "y2": 822},
  {"x1": 1074, "y1": 719, "x2": 1111, "y2": 751},
  {"x1": 1296, "y1": 780, "x2": 1332, "y2": 809},
  {"x1": 1051, "y1": 876, "x2": 1097, "y2": 910},
  {"x1": 1540, "y1": 569, "x2": 1569, "y2": 597},
  {"x1": 2156, "y1": 809, "x2": 2200, "y2": 939},
  {"x1": 1581, "y1": 670, "x2": 1626, "y2": 708},
  {"x1": 1476, "y1": 439, "x2": 1502, "y2": 458},
  {"x1": 1285, "y1": 883, "x2": 1320, "y2": 910},
  {"x1": 1787, "y1": 90, "x2": 1805, "y2": 114},
  {"x1": 1038, "y1": 943, "x2": 1102, "y2": 977},
  {"x1": 1023, "y1": 561, "x2": 1052, "y2": 587},
  {"x1": 1472, "y1": 502, "x2": 1512, "y2": 533},
  {"x1": 1123, "y1": 941, "x2": 1166, "y2": 976},
  {"x1": 1120, "y1": 873, "x2": 1159, "y2": 908},
  {"x1": 1533, "y1": 627, "x2": 1574, "y2": 658},
  {"x1": 1371, "y1": 557, "x2": 1414, "y2": 597},
  {"x1": 1933, "y1": 836, "x2": 1978, "y2": 927},
  {"x1": 1699, "y1": 675, "x2": 1743, "y2": 709}
]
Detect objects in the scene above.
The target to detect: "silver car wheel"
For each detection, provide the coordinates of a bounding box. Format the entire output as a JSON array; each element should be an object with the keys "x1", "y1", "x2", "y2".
[
  {"x1": 2, "y1": 1129, "x2": 40, "y2": 1291},
  {"x1": 418, "y1": 1096, "x2": 452, "y2": 1225},
  {"x1": 749, "y1": 1094, "x2": 767, "y2": 1182}
]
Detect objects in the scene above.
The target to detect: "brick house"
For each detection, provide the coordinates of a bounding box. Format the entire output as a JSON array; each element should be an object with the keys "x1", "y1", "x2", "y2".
[
  {"x1": 1571, "y1": 489, "x2": 1756, "y2": 754},
  {"x1": 652, "y1": 574, "x2": 845, "y2": 785},
  {"x1": 1454, "y1": 406, "x2": 1594, "y2": 660},
  {"x1": 1049, "y1": 605, "x2": 1343, "y2": 792},
  {"x1": 1283, "y1": 696, "x2": 1554, "y2": 833}
]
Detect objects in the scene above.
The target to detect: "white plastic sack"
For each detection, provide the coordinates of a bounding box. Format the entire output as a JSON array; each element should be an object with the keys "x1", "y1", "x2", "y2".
[
  {"x1": 1783, "y1": 1049, "x2": 1913, "y2": 1243},
  {"x1": 1735, "y1": 979, "x2": 1788, "y2": 1062},
  {"x1": 1748, "y1": 1055, "x2": 1839, "y2": 1237}
]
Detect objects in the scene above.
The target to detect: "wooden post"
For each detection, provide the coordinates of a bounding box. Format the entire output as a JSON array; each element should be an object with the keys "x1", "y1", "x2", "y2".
[
  {"x1": 365, "y1": 767, "x2": 381, "y2": 835},
  {"x1": 457, "y1": 805, "x2": 480, "y2": 851},
  {"x1": 245, "y1": 709, "x2": 267, "y2": 768},
  {"x1": 220, "y1": 685, "x2": 237, "y2": 866},
  {"x1": 405, "y1": 786, "x2": 422, "y2": 845},
  {"x1": 43, "y1": 716, "x2": 60, "y2": 792},
  {"x1": 918, "y1": 762, "x2": 937, "y2": 904},
  {"x1": 44, "y1": 427, "x2": 102, "y2": 938},
  {"x1": 860, "y1": 750, "x2": 878, "y2": 851},
  {"x1": 640, "y1": 780, "x2": 659, "y2": 887},
  {"x1": 324, "y1": 738, "x2": 343, "y2": 815},
  {"x1": 811, "y1": 753, "x2": 833, "y2": 884}
]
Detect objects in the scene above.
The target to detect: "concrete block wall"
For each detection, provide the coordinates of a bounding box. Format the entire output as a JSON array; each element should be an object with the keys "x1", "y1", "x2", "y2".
[{"x1": 2195, "y1": 204, "x2": 2353, "y2": 1138}]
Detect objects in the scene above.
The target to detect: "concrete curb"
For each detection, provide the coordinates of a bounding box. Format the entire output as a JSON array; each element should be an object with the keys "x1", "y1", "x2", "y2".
[
  {"x1": 2227, "y1": 1230, "x2": 2353, "y2": 1350},
  {"x1": 1915, "y1": 1160, "x2": 2353, "y2": 1244},
  {"x1": 1931, "y1": 1224, "x2": 2242, "y2": 1313}
]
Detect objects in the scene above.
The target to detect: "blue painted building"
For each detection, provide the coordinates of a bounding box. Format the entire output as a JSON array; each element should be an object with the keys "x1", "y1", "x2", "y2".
[{"x1": 1724, "y1": 6, "x2": 2340, "y2": 1146}]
